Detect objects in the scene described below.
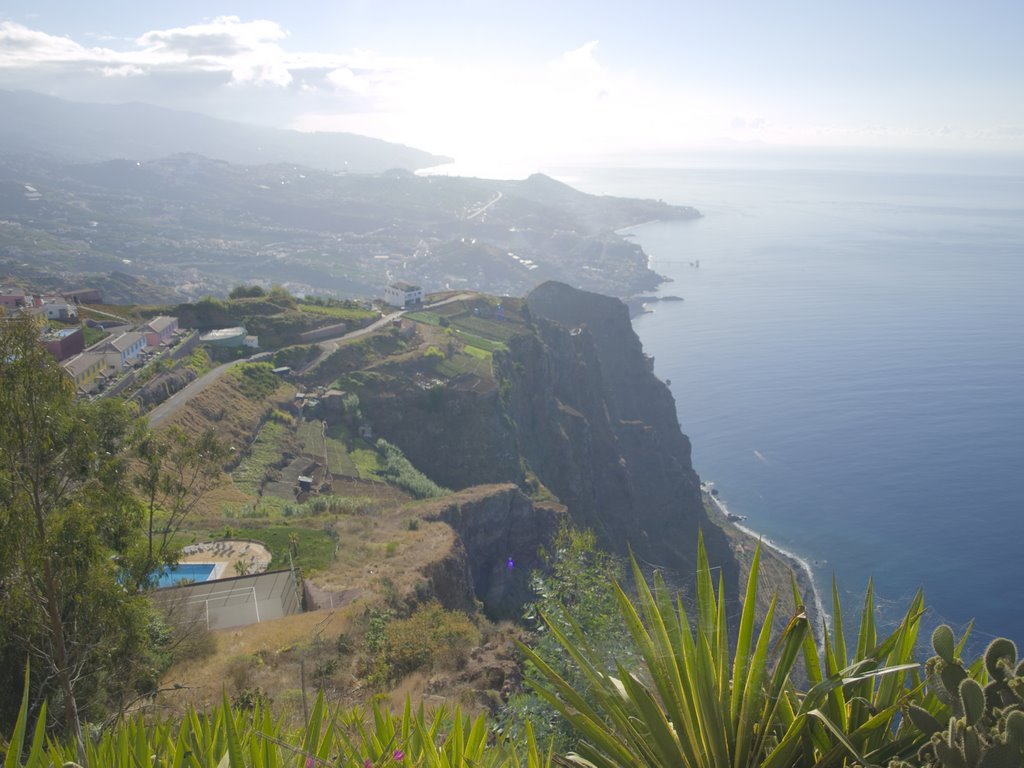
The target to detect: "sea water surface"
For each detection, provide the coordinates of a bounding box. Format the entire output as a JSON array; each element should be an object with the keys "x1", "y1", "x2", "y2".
[{"x1": 549, "y1": 152, "x2": 1024, "y2": 649}]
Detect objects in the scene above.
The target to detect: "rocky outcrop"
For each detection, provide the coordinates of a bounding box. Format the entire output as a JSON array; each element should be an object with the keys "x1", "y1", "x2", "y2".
[
  {"x1": 420, "y1": 484, "x2": 566, "y2": 620},
  {"x1": 358, "y1": 382, "x2": 521, "y2": 491},
  {"x1": 419, "y1": 537, "x2": 476, "y2": 614}
]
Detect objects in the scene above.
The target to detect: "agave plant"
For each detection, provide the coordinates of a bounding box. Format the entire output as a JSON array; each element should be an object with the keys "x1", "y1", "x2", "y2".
[
  {"x1": 2, "y1": 664, "x2": 552, "y2": 767},
  {"x1": 520, "y1": 533, "x2": 930, "y2": 768},
  {"x1": 787, "y1": 576, "x2": 934, "y2": 766}
]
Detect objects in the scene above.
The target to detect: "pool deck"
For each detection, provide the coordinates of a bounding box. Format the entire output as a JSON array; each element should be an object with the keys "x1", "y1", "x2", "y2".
[{"x1": 178, "y1": 539, "x2": 272, "y2": 578}]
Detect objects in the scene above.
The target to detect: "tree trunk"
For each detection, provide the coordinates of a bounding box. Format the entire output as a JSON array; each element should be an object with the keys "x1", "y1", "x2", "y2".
[{"x1": 41, "y1": 558, "x2": 86, "y2": 766}]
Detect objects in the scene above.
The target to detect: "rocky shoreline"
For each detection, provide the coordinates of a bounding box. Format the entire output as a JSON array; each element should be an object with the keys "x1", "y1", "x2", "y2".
[
  {"x1": 625, "y1": 294, "x2": 684, "y2": 318},
  {"x1": 703, "y1": 485, "x2": 825, "y2": 637}
]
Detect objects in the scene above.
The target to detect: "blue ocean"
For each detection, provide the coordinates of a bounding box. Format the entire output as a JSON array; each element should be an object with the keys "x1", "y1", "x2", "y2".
[{"x1": 549, "y1": 151, "x2": 1024, "y2": 650}]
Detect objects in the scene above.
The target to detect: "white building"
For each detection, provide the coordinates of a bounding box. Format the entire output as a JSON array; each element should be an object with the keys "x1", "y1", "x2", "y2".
[
  {"x1": 200, "y1": 327, "x2": 247, "y2": 347},
  {"x1": 42, "y1": 301, "x2": 76, "y2": 321},
  {"x1": 384, "y1": 282, "x2": 424, "y2": 308},
  {"x1": 98, "y1": 331, "x2": 146, "y2": 371}
]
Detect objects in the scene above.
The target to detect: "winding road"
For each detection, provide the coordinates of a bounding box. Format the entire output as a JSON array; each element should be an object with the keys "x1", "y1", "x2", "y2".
[
  {"x1": 146, "y1": 358, "x2": 246, "y2": 428},
  {"x1": 147, "y1": 293, "x2": 476, "y2": 428}
]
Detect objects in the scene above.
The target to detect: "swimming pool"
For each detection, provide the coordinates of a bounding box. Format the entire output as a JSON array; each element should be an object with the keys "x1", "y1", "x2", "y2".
[{"x1": 156, "y1": 562, "x2": 216, "y2": 588}]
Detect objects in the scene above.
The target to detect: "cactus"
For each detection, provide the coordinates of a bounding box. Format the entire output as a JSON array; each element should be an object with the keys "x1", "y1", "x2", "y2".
[
  {"x1": 905, "y1": 628, "x2": 1024, "y2": 768},
  {"x1": 960, "y1": 679, "x2": 985, "y2": 726},
  {"x1": 984, "y1": 638, "x2": 1016, "y2": 681},
  {"x1": 1006, "y1": 710, "x2": 1024, "y2": 752},
  {"x1": 934, "y1": 624, "x2": 957, "y2": 664}
]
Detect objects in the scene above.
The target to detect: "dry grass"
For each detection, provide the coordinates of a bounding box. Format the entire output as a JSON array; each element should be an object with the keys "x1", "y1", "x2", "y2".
[
  {"x1": 157, "y1": 493, "x2": 516, "y2": 724},
  {"x1": 159, "y1": 606, "x2": 360, "y2": 717},
  {"x1": 158, "y1": 375, "x2": 296, "y2": 455},
  {"x1": 154, "y1": 329, "x2": 525, "y2": 720}
]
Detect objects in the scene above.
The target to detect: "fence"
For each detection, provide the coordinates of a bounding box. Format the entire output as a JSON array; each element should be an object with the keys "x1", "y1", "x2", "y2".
[{"x1": 154, "y1": 569, "x2": 300, "y2": 630}]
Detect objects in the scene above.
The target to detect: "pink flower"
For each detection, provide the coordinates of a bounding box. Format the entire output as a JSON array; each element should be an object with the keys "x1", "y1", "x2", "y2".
[
  {"x1": 305, "y1": 757, "x2": 314, "y2": 768},
  {"x1": 364, "y1": 761, "x2": 372, "y2": 768},
  {"x1": 393, "y1": 749, "x2": 405, "y2": 761}
]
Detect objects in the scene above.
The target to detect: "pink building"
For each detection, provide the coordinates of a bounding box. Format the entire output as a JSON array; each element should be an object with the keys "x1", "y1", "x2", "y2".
[
  {"x1": 0, "y1": 294, "x2": 27, "y2": 311},
  {"x1": 143, "y1": 315, "x2": 179, "y2": 347}
]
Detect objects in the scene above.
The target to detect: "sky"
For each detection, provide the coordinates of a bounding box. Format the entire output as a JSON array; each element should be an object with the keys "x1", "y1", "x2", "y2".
[{"x1": 1, "y1": 1, "x2": 1023, "y2": 166}]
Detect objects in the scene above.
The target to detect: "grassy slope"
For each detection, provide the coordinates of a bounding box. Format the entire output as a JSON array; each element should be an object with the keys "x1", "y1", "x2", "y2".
[{"x1": 155, "y1": 326, "x2": 510, "y2": 719}]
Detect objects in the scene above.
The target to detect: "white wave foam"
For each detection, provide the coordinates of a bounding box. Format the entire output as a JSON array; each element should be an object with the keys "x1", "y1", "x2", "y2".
[{"x1": 704, "y1": 483, "x2": 829, "y2": 639}]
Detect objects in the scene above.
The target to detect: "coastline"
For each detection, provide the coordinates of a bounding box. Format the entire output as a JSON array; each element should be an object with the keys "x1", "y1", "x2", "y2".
[{"x1": 702, "y1": 483, "x2": 827, "y2": 637}]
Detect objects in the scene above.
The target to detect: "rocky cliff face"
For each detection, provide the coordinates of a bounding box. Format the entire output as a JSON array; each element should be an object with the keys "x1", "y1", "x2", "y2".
[
  {"x1": 421, "y1": 484, "x2": 566, "y2": 620},
  {"x1": 494, "y1": 281, "x2": 738, "y2": 599},
  {"x1": 359, "y1": 379, "x2": 520, "y2": 491},
  {"x1": 354, "y1": 282, "x2": 738, "y2": 603}
]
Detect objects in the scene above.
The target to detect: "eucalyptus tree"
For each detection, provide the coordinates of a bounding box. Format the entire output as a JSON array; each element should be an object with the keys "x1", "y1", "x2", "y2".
[
  {"x1": 0, "y1": 315, "x2": 153, "y2": 760},
  {"x1": 132, "y1": 424, "x2": 227, "y2": 586}
]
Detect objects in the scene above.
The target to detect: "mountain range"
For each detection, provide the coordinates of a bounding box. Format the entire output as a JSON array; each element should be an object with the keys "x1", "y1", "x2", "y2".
[{"x1": 0, "y1": 90, "x2": 449, "y2": 173}]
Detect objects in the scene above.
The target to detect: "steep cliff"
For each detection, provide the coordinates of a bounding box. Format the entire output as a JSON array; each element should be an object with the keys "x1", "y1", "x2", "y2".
[
  {"x1": 419, "y1": 484, "x2": 566, "y2": 620},
  {"x1": 345, "y1": 285, "x2": 738, "y2": 602},
  {"x1": 499, "y1": 282, "x2": 737, "y2": 597}
]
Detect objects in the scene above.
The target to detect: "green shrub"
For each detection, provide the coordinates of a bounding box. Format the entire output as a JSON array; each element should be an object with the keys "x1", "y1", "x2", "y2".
[
  {"x1": 272, "y1": 343, "x2": 319, "y2": 369},
  {"x1": 375, "y1": 439, "x2": 448, "y2": 499},
  {"x1": 229, "y1": 526, "x2": 336, "y2": 572},
  {"x1": 423, "y1": 345, "x2": 445, "y2": 367},
  {"x1": 383, "y1": 603, "x2": 481, "y2": 679},
  {"x1": 231, "y1": 362, "x2": 281, "y2": 399},
  {"x1": 502, "y1": 527, "x2": 627, "y2": 750}
]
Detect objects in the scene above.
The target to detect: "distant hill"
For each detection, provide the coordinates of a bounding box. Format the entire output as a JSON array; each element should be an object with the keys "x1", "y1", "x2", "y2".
[
  {"x1": 0, "y1": 152, "x2": 699, "y2": 302},
  {"x1": 0, "y1": 90, "x2": 450, "y2": 173}
]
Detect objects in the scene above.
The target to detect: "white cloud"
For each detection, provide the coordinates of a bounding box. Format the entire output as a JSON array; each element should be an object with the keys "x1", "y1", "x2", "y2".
[
  {"x1": 101, "y1": 64, "x2": 145, "y2": 78},
  {"x1": 326, "y1": 67, "x2": 361, "y2": 92},
  {"x1": 135, "y1": 17, "x2": 294, "y2": 86},
  {"x1": 1, "y1": 21, "x2": 727, "y2": 158},
  {"x1": 0, "y1": 21, "x2": 98, "y2": 65},
  {"x1": 0, "y1": 17, "x2": 342, "y2": 87},
  {"x1": 288, "y1": 41, "x2": 746, "y2": 163},
  {"x1": 2, "y1": 19, "x2": 1021, "y2": 157},
  {"x1": 136, "y1": 17, "x2": 287, "y2": 57}
]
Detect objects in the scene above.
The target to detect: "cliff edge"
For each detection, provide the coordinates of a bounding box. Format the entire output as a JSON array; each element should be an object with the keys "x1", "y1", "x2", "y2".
[
  {"x1": 333, "y1": 284, "x2": 739, "y2": 605},
  {"x1": 506, "y1": 282, "x2": 737, "y2": 596}
]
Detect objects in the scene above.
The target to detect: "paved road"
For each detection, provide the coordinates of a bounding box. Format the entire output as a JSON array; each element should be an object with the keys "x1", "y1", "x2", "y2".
[
  {"x1": 82, "y1": 306, "x2": 131, "y2": 324},
  {"x1": 146, "y1": 359, "x2": 245, "y2": 428},
  {"x1": 298, "y1": 310, "x2": 404, "y2": 374},
  {"x1": 466, "y1": 191, "x2": 502, "y2": 220},
  {"x1": 147, "y1": 293, "x2": 477, "y2": 427},
  {"x1": 300, "y1": 292, "x2": 476, "y2": 374}
]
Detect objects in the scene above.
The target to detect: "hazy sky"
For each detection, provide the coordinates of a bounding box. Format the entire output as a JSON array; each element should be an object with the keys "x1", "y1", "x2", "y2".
[{"x1": 2, "y1": 1, "x2": 1022, "y2": 165}]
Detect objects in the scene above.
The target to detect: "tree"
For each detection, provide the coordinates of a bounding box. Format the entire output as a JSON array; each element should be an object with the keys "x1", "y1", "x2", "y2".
[
  {"x1": 131, "y1": 425, "x2": 227, "y2": 586},
  {"x1": 0, "y1": 315, "x2": 153, "y2": 760},
  {"x1": 228, "y1": 284, "x2": 265, "y2": 299},
  {"x1": 267, "y1": 284, "x2": 294, "y2": 303}
]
